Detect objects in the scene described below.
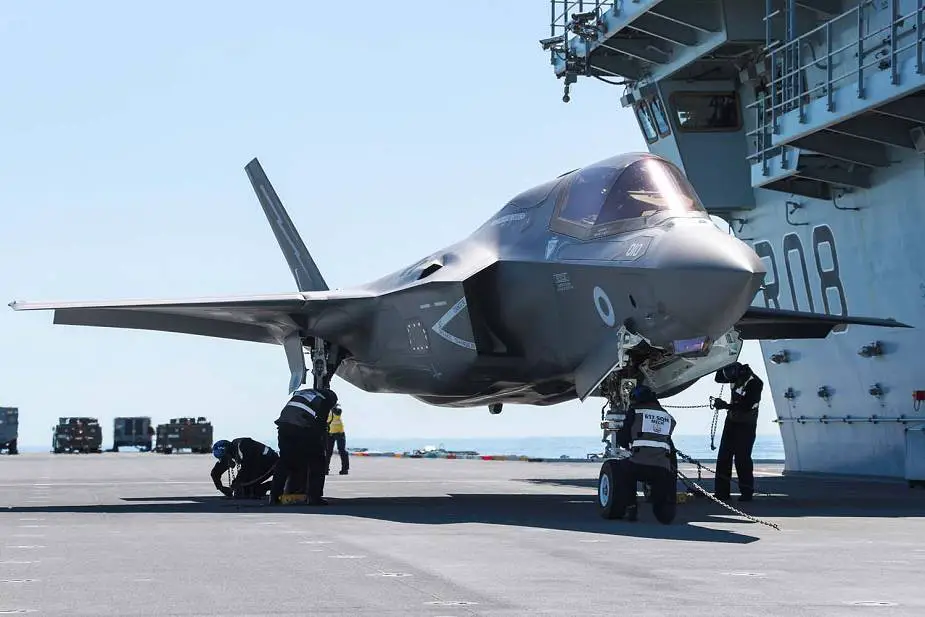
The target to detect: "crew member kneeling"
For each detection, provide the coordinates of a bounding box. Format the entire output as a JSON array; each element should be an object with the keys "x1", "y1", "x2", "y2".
[
  {"x1": 609, "y1": 384, "x2": 678, "y2": 524},
  {"x1": 211, "y1": 438, "x2": 279, "y2": 499}
]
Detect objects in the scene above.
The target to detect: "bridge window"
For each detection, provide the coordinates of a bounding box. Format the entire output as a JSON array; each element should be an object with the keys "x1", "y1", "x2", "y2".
[
  {"x1": 649, "y1": 96, "x2": 671, "y2": 136},
  {"x1": 634, "y1": 101, "x2": 658, "y2": 143},
  {"x1": 671, "y1": 91, "x2": 740, "y2": 132}
]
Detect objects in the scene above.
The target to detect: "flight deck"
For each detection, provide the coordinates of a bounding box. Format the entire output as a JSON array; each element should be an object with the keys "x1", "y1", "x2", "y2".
[{"x1": 0, "y1": 453, "x2": 922, "y2": 616}]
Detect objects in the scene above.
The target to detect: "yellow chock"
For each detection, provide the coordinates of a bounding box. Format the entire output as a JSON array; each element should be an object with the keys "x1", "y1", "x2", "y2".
[
  {"x1": 280, "y1": 493, "x2": 307, "y2": 505},
  {"x1": 676, "y1": 492, "x2": 693, "y2": 504}
]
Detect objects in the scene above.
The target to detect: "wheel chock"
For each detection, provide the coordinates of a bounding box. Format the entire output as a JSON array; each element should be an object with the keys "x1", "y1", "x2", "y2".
[{"x1": 280, "y1": 493, "x2": 307, "y2": 505}]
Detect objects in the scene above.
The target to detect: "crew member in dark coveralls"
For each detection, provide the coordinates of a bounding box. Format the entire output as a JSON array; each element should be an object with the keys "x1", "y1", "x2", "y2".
[
  {"x1": 269, "y1": 387, "x2": 338, "y2": 506},
  {"x1": 712, "y1": 362, "x2": 764, "y2": 502},
  {"x1": 613, "y1": 384, "x2": 678, "y2": 524},
  {"x1": 210, "y1": 438, "x2": 278, "y2": 499}
]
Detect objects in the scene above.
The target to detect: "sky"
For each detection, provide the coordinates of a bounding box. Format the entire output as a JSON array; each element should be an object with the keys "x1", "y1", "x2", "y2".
[{"x1": 0, "y1": 1, "x2": 780, "y2": 449}]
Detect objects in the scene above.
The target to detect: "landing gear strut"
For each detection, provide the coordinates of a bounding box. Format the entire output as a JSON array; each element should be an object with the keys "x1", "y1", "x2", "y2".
[
  {"x1": 592, "y1": 324, "x2": 661, "y2": 520},
  {"x1": 308, "y1": 337, "x2": 343, "y2": 390},
  {"x1": 595, "y1": 371, "x2": 679, "y2": 523}
]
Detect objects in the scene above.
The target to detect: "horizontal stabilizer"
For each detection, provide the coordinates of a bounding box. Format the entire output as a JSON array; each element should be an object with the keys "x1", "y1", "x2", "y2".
[
  {"x1": 245, "y1": 158, "x2": 329, "y2": 292},
  {"x1": 8, "y1": 290, "x2": 376, "y2": 345},
  {"x1": 735, "y1": 306, "x2": 911, "y2": 340}
]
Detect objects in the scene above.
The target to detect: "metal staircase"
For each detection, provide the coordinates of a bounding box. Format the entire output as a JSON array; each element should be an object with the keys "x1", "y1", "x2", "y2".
[{"x1": 748, "y1": 0, "x2": 925, "y2": 200}]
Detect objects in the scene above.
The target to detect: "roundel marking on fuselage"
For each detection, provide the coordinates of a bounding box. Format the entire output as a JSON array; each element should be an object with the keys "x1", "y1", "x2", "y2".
[{"x1": 593, "y1": 286, "x2": 615, "y2": 327}]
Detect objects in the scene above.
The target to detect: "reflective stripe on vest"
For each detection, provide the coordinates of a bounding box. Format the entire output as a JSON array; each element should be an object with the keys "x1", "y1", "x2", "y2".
[
  {"x1": 629, "y1": 407, "x2": 675, "y2": 451},
  {"x1": 631, "y1": 439, "x2": 671, "y2": 450},
  {"x1": 286, "y1": 401, "x2": 317, "y2": 418}
]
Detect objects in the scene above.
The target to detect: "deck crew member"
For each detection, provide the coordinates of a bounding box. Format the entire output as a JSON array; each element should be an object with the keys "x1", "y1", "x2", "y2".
[
  {"x1": 613, "y1": 384, "x2": 678, "y2": 524},
  {"x1": 712, "y1": 361, "x2": 763, "y2": 502},
  {"x1": 211, "y1": 437, "x2": 278, "y2": 499},
  {"x1": 269, "y1": 387, "x2": 338, "y2": 506},
  {"x1": 326, "y1": 404, "x2": 349, "y2": 475}
]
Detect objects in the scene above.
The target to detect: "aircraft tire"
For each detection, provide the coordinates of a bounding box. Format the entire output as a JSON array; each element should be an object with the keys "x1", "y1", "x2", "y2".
[{"x1": 598, "y1": 460, "x2": 624, "y2": 520}]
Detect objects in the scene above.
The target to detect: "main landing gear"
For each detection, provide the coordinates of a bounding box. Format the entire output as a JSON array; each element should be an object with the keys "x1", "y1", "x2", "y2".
[{"x1": 308, "y1": 336, "x2": 343, "y2": 391}]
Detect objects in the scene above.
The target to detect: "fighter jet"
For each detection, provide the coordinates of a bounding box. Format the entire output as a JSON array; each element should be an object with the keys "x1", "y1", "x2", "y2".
[{"x1": 9, "y1": 153, "x2": 909, "y2": 416}]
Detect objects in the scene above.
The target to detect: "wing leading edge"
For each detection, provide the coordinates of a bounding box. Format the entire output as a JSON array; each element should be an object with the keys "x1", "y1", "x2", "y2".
[
  {"x1": 734, "y1": 306, "x2": 912, "y2": 340},
  {"x1": 8, "y1": 290, "x2": 377, "y2": 345}
]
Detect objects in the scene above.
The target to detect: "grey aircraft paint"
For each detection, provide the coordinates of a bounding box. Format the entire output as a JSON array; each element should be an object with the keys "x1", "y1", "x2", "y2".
[{"x1": 8, "y1": 153, "x2": 908, "y2": 410}]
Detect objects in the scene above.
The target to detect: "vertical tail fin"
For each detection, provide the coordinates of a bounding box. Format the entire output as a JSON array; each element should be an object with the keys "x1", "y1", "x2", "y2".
[{"x1": 244, "y1": 157, "x2": 330, "y2": 292}]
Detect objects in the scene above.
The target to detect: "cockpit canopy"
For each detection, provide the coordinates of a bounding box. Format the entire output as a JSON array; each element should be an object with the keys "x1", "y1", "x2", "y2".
[{"x1": 551, "y1": 154, "x2": 706, "y2": 240}]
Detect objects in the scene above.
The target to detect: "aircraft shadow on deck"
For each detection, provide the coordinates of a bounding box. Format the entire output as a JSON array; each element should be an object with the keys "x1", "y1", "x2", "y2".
[
  {"x1": 5, "y1": 492, "x2": 760, "y2": 544},
  {"x1": 6, "y1": 474, "x2": 921, "y2": 544},
  {"x1": 524, "y1": 475, "x2": 925, "y2": 520}
]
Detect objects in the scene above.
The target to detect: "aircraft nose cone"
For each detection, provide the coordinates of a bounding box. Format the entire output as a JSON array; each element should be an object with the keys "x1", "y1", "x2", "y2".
[{"x1": 651, "y1": 227, "x2": 765, "y2": 337}]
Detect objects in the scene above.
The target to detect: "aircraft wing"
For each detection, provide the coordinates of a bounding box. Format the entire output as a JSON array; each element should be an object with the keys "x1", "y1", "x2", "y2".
[
  {"x1": 8, "y1": 290, "x2": 376, "y2": 345},
  {"x1": 734, "y1": 306, "x2": 912, "y2": 340}
]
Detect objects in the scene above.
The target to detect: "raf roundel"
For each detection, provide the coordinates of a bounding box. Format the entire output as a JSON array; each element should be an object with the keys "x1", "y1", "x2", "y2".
[{"x1": 593, "y1": 286, "x2": 615, "y2": 327}]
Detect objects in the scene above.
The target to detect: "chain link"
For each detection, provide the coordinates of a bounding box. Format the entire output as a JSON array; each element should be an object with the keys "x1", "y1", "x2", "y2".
[
  {"x1": 676, "y1": 467, "x2": 781, "y2": 531},
  {"x1": 661, "y1": 403, "x2": 710, "y2": 409},
  {"x1": 674, "y1": 448, "x2": 782, "y2": 531}
]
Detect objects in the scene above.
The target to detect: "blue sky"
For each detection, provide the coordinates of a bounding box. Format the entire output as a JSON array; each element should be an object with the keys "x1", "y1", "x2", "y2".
[{"x1": 0, "y1": 1, "x2": 778, "y2": 448}]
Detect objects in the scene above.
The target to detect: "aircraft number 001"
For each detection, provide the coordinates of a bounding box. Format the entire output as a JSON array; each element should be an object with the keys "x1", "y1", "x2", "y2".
[
  {"x1": 592, "y1": 224, "x2": 848, "y2": 328},
  {"x1": 752, "y1": 224, "x2": 848, "y2": 318}
]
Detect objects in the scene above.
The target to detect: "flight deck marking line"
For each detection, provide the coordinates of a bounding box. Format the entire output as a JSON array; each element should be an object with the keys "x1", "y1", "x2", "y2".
[
  {"x1": 0, "y1": 580, "x2": 37, "y2": 584},
  {"x1": 329, "y1": 554, "x2": 366, "y2": 559},
  {"x1": 0, "y1": 479, "x2": 510, "y2": 487},
  {"x1": 0, "y1": 481, "x2": 214, "y2": 488}
]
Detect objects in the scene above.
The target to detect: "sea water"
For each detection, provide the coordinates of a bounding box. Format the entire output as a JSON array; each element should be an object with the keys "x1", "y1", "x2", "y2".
[
  {"x1": 11, "y1": 434, "x2": 785, "y2": 461},
  {"x1": 348, "y1": 434, "x2": 785, "y2": 461}
]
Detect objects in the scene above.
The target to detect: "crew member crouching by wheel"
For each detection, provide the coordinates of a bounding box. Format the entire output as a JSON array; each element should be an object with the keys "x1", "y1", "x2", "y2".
[
  {"x1": 211, "y1": 438, "x2": 279, "y2": 499},
  {"x1": 598, "y1": 384, "x2": 678, "y2": 524}
]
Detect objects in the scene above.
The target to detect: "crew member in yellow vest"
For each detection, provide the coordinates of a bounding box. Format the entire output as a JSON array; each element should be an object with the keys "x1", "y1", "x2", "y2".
[
  {"x1": 326, "y1": 404, "x2": 349, "y2": 475},
  {"x1": 612, "y1": 384, "x2": 678, "y2": 524}
]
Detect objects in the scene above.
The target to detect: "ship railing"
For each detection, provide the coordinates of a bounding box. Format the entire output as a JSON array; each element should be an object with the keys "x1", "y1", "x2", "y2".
[
  {"x1": 548, "y1": 0, "x2": 616, "y2": 59},
  {"x1": 747, "y1": 0, "x2": 925, "y2": 175},
  {"x1": 775, "y1": 415, "x2": 925, "y2": 425}
]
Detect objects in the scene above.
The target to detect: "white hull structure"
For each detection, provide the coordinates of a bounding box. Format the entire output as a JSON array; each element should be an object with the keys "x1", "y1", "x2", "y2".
[{"x1": 542, "y1": 0, "x2": 925, "y2": 479}]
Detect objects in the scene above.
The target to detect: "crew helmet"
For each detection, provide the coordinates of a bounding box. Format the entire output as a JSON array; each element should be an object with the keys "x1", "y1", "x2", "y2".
[
  {"x1": 630, "y1": 384, "x2": 657, "y2": 403},
  {"x1": 719, "y1": 362, "x2": 748, "y2": 382},
  {"x1": 212, "y1": 439, "x2": 231, "y2": 460}
]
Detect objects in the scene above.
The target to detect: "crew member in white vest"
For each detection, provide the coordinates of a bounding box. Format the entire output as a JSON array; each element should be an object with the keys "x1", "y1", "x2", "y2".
[{"x1": 613, "y1": 384, "x2": 678, "y2": 524}]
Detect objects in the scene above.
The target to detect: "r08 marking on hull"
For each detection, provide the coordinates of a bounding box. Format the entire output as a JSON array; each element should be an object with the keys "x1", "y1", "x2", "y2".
[{"x1": 753, "y1": 224, "x2": 848, "y2": 321}]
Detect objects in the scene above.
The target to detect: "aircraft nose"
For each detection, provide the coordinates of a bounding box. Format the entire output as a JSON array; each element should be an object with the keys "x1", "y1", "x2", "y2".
[{"x1": 651, "y1": 227, "x2": 765, "y2": 337}]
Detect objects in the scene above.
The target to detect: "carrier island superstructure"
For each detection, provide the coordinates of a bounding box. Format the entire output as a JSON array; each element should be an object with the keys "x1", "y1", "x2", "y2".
[{"x1": 540, "y1": 0, "x2": 925, "y2": 479}]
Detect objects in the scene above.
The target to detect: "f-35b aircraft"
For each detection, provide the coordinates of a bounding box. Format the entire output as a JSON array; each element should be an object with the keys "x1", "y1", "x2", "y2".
[{"x1": 10, "y1": 153, "x2": 908, "y2": 421}]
